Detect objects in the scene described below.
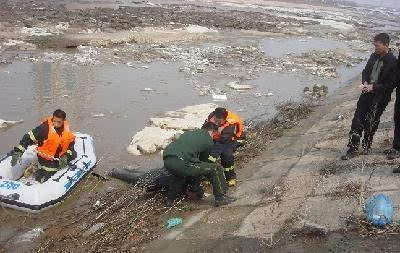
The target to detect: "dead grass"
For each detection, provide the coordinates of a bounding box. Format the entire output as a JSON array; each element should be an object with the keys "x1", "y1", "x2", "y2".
[
  {"x1": 236, "y1": 101, "x2": 314, "y2": 167},
  {"x1": 35, "y1": 185, "x2": 187, "y2": 252},
  {"x1": 325, "y1": 182, "x2": 369, "y2": 200},
  {"x1": 345, "y1": 215, "x2": 400, "y2": 238}
]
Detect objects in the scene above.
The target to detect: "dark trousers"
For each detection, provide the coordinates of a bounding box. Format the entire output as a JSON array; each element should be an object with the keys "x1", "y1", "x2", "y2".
[
  {"x1": 209, "y1": 141, "x2": 240, "y2": 180},
  {"x1": 164, "y1": 156, "x2": 228, "y2": 200},
  {"x1": 393, "y1": 89, "x2": 400, "y2": 150},
  {"x1": 348, "y1": 92, "x2": 390, "y2": 150}
]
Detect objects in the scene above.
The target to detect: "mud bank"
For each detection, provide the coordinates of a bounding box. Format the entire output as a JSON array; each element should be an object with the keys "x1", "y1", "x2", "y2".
[{"x1": 143, "y1": 79, "x2": 400, "y2": 253}]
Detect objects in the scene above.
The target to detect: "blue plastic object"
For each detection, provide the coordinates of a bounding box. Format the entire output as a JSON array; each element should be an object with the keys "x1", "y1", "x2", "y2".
[
  {"x1": 363, "y1": 194, "x2": 394, "y2": 227},
  {"x1": 166, "y1": 217, "x2": 183, "y2": 229}
]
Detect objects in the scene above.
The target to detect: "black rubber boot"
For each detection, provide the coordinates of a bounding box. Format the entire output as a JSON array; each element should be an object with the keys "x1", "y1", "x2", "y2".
[{"x1": 387, "y1": 149, "x2": 400, "y2": 160}]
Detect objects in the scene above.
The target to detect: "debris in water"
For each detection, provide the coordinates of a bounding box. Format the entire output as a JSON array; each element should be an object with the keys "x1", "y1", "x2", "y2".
[
  {"x1": 166, "y1": 217, "x2": 183, "y2": 229},
  {"x1": 92, "y1": 113, "x2": 105, "y2": 118},
  {"x1": 303, "y1": 84, "x2": 328, "y2": 99},
  {"x1": 226, "y1": 81, "x2": 252, "y2": 90},
  {"x1": 254, "y1": 92, "x2": 274, "y2": 98},
  {"x1": 0, "y1": 119, "x2": 23, "y2": 129},
  {"x1": 212, "y1": 94, "x2": 227, "y2": 101},
  {"x1": 141, "y1": 88, "x2": 155, "y2": 92}
]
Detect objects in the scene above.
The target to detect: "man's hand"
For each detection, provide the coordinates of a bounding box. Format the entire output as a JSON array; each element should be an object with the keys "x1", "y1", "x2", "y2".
[
  {"x1": 11, "y1": 150, "x2": 23, "y2": 166},
  {"x1": 362, "y1": 84, "x2": 374, "y2": 93},
  {"x1": 59, "y1": 154, "x2": 69, "y2": 168}
]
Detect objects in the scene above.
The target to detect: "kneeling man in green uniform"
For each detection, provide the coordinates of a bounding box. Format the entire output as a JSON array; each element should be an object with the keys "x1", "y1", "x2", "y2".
[{"x1": 163, "y1": 122, "x2": 236, "y2": 207}]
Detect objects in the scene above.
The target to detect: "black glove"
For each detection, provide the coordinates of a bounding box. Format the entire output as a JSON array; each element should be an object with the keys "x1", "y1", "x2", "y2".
[{"x1": 11, "y1": 150, "x2": 23, "y2": 166}]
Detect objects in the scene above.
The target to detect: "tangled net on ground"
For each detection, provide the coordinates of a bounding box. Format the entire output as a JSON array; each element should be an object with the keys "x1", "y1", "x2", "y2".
[{"x1": 345, "y1": 215, "x2": 400, "y2": 238}]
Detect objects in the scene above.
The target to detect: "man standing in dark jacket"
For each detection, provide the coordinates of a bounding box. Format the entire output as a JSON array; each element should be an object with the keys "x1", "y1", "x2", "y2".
[
  {"x1": 342, "y1": 33, "x2": 398, "y2": 160},
  {"x1": 385, "y1": 43, "x2": 400, "y2": 160}
]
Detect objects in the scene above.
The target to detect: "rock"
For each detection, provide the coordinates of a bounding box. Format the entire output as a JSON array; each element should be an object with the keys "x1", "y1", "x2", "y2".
[
  {"x1": 140, "y1": 88, "x2": 154, "y2": 92},
  {"x1": 150, "y1": 103, "x2": 217, "y2": 130},
  {"x1": 127, "y1": 104, "x2": 217, "y2": 155},
  {"x1": 184, "y1": 25, "x2": 218, "y2": 34},
  {"x1": 83, "y1": 223, "x2": 105, "y2": 237},
  {"x1": 16, "y1": 228, "x2": 43, "y2": 242},
  {"x1": 212, "y1": 94, "x2": 227, "y2": 101},
  {"x1": 127, "y1": 127, "x2": 183, "y2": 155},
  {"x1": 0, "y1": 119, "x2": 23, "y2": 129},
  {"x1": 294, "y1": 219, "x2": 328, "y2": 236},
  {"x1": 226, "y1": 81, "x2": 253, "y2": 90}
]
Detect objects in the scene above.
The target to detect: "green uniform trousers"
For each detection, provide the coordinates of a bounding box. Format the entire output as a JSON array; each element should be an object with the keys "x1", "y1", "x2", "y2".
[{"x1": 164, "y1": 156, "x2": 228, "y2": 200}]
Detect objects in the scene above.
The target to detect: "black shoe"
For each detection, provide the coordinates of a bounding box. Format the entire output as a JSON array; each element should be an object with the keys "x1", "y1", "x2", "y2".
[
  {"x1": 214, "y1": 195, "x2": 236, "y2": 207},
  {"x1": 387, "y1": 149, "x2": 400, "y2": 160},
  {"x1": 384, "y1": 148, "x2": 396, "y2": 155},
  {"x1": 341, "y1": 148, "x2": 359, "y2": 160},
  {"x1": 393, "y1": 167, "x2": 400, "y2": 173}
]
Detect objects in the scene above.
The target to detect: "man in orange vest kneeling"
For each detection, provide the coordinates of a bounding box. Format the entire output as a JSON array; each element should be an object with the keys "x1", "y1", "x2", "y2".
[
  {"x1": 204, "y1": 108, "x2": 244, "y2": 187},
  {"x1": 10, "y1": 109, "x2": 76, "y2": 183}
]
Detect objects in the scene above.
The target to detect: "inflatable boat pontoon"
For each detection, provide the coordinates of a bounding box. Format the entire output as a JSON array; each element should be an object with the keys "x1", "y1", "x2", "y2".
[{"x1": 0, "y1": 133, "x2": 96, "y2": 212}]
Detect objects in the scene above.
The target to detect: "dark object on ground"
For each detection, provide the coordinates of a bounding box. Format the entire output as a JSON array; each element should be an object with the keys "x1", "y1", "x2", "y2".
[
  {"x1": 215, "y1": 195, "x2": 236, "y2": 207},
  {"x1": 393, "y1": 167, "x2": 400, "y2": 173},
  {"x1": 341, "y1": 148, "x2": 359, "y2": 160},
  {"x1": 111, "y1": 167, "x2": 171, "y2": 192},
  {"x1": 387, "y1": 149, "x2": 400, "y2": 160},
  {"x1": 111, "y1": 167, "x2": 203, "y2": 196}
]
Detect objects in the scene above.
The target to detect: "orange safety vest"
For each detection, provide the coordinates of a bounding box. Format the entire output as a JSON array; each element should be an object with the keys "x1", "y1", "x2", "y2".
[
  {"x1": 212, "y1": 111, "x2": 244, "y2": 141},
  {"x1": 37, "y1": 117, "x2": 75, "y2": 161}
]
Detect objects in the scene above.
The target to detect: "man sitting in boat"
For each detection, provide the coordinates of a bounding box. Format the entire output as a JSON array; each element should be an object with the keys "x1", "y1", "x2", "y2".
[{"x1": 10, "y1": 109, "x2": 76, "y2": 183}]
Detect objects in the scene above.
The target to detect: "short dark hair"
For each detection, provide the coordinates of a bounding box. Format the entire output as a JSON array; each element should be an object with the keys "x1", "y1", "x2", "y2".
[
  {"x1": 214, "y1": 108, "x2": 228, "y2": 120},
  {"x1": 374, "y1": 33, "x2": 390, "y2": 45},
  {"x1": 202, "y1": 122, "x2": 218, "y2": 132},
  {"x1": 53, "y1": 109, "x2": 66, "y2": 120}
]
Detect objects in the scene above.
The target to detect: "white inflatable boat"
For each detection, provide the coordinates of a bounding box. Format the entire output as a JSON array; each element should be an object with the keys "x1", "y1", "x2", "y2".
[{"x1": 0, "y1": 133, "x2": 96, "y2": 213}]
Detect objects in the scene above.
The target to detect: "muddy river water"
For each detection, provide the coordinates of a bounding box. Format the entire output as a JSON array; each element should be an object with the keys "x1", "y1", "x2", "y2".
[{"x1": 0, "y1": 34, "x2": 367, "y2": 174}]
